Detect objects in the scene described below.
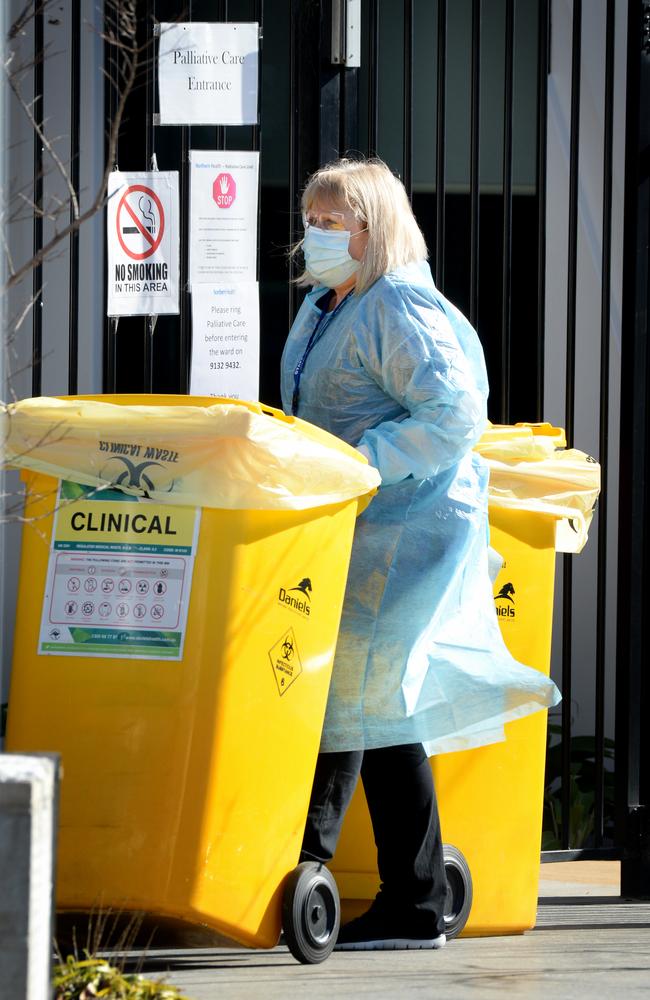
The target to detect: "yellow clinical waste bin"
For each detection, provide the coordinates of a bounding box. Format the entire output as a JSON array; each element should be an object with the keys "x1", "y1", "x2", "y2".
[
  {"x1": 330, "y1": 423, "x2": 600, "y2": 938},
  {"x1": 4, "y1": 394, "x2": 379, "y2": 964}
]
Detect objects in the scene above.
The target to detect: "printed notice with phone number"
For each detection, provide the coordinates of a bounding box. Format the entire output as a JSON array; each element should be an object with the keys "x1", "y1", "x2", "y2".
[
  {"x1": 38, "y1": 481, "x2": 201, "y2": 660},
  {"x1": 190, "y1": 281, "x2": 260, "y2": 400}
]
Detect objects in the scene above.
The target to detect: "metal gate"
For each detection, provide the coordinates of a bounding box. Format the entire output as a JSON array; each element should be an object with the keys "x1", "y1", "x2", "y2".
[{"x1": 4, "y1": 0, "x2": 649, "y2": 893}]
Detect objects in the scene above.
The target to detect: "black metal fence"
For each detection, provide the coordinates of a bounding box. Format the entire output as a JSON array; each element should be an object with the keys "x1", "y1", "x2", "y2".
[
  {"x1": 285, "y1": 0, "x2": 627, "y2": 867},
  {"x1": 616, "y1": 0, "x2": 650, "y2": 896},
  {"x1": 19, "y1": 0, "x2": 650, "y2": 891}
]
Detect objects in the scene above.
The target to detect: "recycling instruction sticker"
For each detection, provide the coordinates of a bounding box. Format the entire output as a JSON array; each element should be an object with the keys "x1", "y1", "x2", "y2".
[{"x1": 38, "y1": 481, "x2": 200, "y2": 660}]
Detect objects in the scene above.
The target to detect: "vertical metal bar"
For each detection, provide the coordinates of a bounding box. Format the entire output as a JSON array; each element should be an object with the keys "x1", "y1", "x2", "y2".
[
  {"x1": 615, "y1": 0, "x2": 640, "y2": 829},
  {"x1": 561, "y1": 0, "x2": 582, "y2": 850},
  {"x1": 107, "y1": 319, "x2": 119, "y2": 392},
  {"x1": 179, "y1": 127, "x2": 190, "y2": 393},
  {"x1": 321, "y1": 66, "x2": 341, "y2": 163},
  {"x1": 254, "y1": 2, "x2": 263, "y2": 286},
  {"x1": 32, "y1": 0, "x2": 44, "y2": 398},
  {"x1": 288, "y1": 0, "x2": 300, "y2": 324},
  {"x1": 340, "y1": 62, "x2": 359, "y2": 156},
  {"x1": 144, "y1": 317, "x2": 155, "y2": 393},
  {"x1": 216, "y1": 0, "x2": 226, "y2": 150},
  {"x1": 144, "y1": 0, "x2": 155, "y2": 393},
  {"x1": 178, "y1": 0, "x2": 193, "y2": 394},
  {"x1": 435, "y1": 0, "x2": 447, "y2": 290},
  {"x1": 593, "y1": 0, "x2": 615, "y2": 849},
  {"x1": 288, "y1": 0, "x2": 320, "y2": 325},
  {"x1": 103, "y1": 2, "x2": 118, "y2": 393},
  {"x1": 535, "y1": 0, "x2": 549, "y2": 421},
  {"x1": 368, "y1": 0, "x2": 379, "y2": 155},
  {"x1": 336, "y1": 2, "x2": 346, "y2": 155},
  {"x1": 500, "y1": 0, "x2": 514, "y2": 423},
  {"x1": 67, "y1": 0, "x2": 81, "y2": 395},
  {"x1": 252, "y1": 1, "x2": 263, "y2": 155},
  {"x1": 469, "y1": 0, "x2": 481, "y2": 327},
  {"x1": 403, "y1": 0, "x2": 413, "y2": 199},
  {"x1": 340, "y1": 65, "x2": 346, "y2": 157},
  {"x1": 145, "y1": 0, "x2": 155, "y2": 167},
  {"x1": 565, "y1": 0, "x2": 581, "y2": 450},
  {"x1": 616, "y1": 0, "x2": 650, "y2": 897}
]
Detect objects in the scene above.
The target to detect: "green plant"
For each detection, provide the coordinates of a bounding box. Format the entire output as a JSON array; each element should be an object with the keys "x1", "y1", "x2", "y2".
[
  {"x1": 53, "y1": 954, "x2": 191, "y2": 1000},
  {"x1": 53, "y1": 910, "x2": 193, "y2": 1000},
  {"x1": 542, "y1": 723, "x2": 615, "y2": 850}
]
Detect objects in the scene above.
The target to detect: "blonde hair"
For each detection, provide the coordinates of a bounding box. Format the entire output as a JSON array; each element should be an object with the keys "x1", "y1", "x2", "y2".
[{"x1": 295, "y1": 158, "x2": 428, "y2": 294}]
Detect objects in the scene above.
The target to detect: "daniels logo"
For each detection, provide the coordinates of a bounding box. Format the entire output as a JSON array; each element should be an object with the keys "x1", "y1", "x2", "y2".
[
  {"x1": 278, "y1": 577, "x2": 312, "y2": 617},
  {"x1": 494, "y1": 581, "x2": 516, "y2": 618}
]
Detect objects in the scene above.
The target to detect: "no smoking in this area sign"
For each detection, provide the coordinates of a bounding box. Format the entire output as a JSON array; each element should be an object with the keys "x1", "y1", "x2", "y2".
[{"x1": 107, "y1": 170, "x2": 179, "y2": 316}]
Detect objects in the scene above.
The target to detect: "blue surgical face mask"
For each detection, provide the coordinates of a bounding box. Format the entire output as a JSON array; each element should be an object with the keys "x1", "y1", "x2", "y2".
[{"x1": 302, "y1": 226, "x2": 361, "y2": 288}]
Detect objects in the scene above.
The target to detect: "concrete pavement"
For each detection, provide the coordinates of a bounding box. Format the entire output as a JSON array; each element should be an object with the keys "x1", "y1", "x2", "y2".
[{"x1": 117, "y1": 863, "x2": 650, "y2": 1000}]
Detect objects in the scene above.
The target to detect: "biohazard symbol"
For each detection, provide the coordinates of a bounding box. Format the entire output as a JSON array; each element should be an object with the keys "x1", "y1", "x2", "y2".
[
  {"x1": 99, "y1": 457, "x2": 175, "y2": 498},
  {"x1": 268, "y1": 626, "x2": 302, "y2": 696},
  {"x1": 495, "y1": 582, "x2": 515, "y2": 603}
]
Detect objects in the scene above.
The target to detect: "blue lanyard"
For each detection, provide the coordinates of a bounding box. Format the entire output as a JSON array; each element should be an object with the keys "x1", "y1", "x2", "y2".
[{"x1": 291, "y1": 292, "x2": 351, "y2": 415}]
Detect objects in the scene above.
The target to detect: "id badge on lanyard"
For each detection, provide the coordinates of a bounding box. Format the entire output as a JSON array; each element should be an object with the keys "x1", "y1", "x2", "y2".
[{"x1": 291, "y1": 293, "x2": 351, "y2": 416}]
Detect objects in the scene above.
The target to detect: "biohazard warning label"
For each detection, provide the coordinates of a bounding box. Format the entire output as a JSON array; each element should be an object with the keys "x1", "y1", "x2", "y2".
[
  {"x1": 107, "y1": 170, "x2": 179, "y2": 317},
  {"x1": 268, "y1": 627, "x2": 302, "y2": 696}
]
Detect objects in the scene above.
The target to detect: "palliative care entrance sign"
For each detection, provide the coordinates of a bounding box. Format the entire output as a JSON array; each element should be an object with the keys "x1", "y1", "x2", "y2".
[
  {"x1": 158, "y1": 22, "x2": 259, "y2": 125},
  {"x1": 38, "y1": 482, "x2": 200, "y2": 660}
]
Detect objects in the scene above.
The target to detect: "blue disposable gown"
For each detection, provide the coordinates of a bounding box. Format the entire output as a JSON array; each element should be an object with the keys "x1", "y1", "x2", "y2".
[{"x1": 281, "y1": 261, "x2": 560, "y2": 753}]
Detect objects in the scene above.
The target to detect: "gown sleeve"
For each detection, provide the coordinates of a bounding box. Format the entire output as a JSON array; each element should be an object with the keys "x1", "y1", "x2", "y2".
[{"x1": 355, "y1": 282, "x2": 488, "y2": 486}]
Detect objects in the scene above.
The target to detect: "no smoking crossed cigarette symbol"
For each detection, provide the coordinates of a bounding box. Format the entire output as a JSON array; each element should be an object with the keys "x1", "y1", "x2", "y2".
[{"x1": 116, "y1": 185, "x2": 165, "y2": 261}]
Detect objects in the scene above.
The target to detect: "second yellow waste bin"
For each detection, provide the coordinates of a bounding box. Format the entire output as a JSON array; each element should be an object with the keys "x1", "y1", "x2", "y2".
[
  {"x1": 330, "y1": 423, "x2": 598, "y2": 937},
  {"x1": 5, "y1": 394, "x2": 378, "y2": 963}
]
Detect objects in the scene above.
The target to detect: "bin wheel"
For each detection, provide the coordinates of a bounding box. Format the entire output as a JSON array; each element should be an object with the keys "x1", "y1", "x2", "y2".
[
  {"x1": 443, "y1": 844, "x2": 473, "y2": 939},
  {"x1": 282, "y1": 862, "x2": 340, "y2": 964}
]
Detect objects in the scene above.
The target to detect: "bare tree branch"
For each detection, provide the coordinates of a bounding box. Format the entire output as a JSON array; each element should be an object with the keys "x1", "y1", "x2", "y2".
[
  {"x1": 2, "y1": 0, "x2": 142, "y2": 295},
  {"x1": 7, "y1": 0, "x2": 50, "y2": 42},
  {"x1": 6, "y1": 71, "x2": 81, "y2": 220},
  {"x1": 11, "y1": 289, "x2": 42, "y2": 333},
  {"x1": 0, "y1": 2, "x2": 150, "y2": 528}
]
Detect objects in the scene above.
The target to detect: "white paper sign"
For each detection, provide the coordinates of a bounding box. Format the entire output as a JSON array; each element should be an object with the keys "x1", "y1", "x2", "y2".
[
  {"x1": 107, "y1": 171, "x2": 179, "y2": 316},
  {"x1": 189, "y1": 150, "x2": 259, "y2": 285},
  {"x1": 158, "y1": 22, "x2": 259, "y2": 126},
  {"x1": 190, "y1": 283, "x2": 260, "y2": 401}
]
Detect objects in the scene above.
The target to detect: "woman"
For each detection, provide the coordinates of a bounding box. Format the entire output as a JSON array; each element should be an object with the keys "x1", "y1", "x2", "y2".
[{"x1": 280, "y1": 158, "x2": 559, "y2": 951}]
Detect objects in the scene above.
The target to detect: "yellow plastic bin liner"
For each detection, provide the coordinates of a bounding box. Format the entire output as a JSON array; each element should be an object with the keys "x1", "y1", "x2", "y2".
[
  {"x1": 476, "y1": 422, "x2": 600, "y2": 554},
  {"x1": 4, "y1": 394, "x2": 379, "y2": 950},
  {"x1": 330, "y1": 423, "x2": 600, "y2": 936},
  {"x1": 2, "y1": 394, "x2": 378, "y2": 511}
]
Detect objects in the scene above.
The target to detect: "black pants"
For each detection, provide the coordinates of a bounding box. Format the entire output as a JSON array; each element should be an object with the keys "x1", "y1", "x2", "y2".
[{"x1": 301, "y1": 743, "x2": 448, "y2": 935}]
